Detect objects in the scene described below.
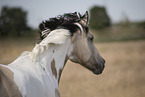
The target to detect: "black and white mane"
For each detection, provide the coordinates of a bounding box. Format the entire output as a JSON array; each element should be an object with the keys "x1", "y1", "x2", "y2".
[{"x1": 39, "y1": 12, "x2": 85, "y2": 40}]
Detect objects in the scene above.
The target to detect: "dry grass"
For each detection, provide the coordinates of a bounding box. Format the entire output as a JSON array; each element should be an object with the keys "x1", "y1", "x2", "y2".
[
  {"x1": 0, "y1": 37, "x2": 35, "y2": 64},
  {"x1": 92, "y1": 26, "x2": 145, "y2": 42},
  {"x1": 0, "y1": 38, "x2": 145, "y2": 97}
]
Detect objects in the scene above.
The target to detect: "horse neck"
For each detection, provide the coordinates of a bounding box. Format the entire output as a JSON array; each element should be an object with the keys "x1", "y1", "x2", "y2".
[{"x1": 38, "y1": 38, "x2": 72, "y2": 83}]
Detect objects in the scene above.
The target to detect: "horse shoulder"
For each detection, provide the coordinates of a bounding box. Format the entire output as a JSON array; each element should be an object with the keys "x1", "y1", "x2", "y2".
[{"x1": 0, "y1": 65, "x2": 22, "y2": 97}]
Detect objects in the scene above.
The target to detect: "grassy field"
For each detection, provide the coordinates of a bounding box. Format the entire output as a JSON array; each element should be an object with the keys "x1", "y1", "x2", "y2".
[
  {"x1": 0, "y1": 38, "x2": 145, "y2": 97},
  {"x1": 92, "y1": 25, "x2": 145, "y2": 42}
]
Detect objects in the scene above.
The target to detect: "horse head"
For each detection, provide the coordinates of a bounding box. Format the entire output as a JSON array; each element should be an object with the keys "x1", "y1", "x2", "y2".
[
  {"x1": 39, "y1": 11, "x2": 105, "y2": 75},
  {"x1": 68, "y1": 11, "x2": 105, "y2": 75}
]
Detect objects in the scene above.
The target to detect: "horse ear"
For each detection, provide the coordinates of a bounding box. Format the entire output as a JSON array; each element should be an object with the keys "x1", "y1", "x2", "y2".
[{"x1": 79, "y1": 11, "x2": 89, "y2": 26}]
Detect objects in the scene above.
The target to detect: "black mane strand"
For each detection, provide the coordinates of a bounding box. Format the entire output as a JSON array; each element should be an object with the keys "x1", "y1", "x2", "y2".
[{"x1": 39, "y1": 12, "x2": 81, "y2": 40}]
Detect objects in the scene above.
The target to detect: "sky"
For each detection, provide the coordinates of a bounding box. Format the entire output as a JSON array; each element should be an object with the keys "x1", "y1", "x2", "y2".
[{"x1": 0, "y1": 0, "x2": 145, "y2": 28}]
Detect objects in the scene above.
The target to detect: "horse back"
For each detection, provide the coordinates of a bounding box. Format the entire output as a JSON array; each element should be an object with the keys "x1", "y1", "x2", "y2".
[{"x1": 0, "y1": 65, "x2": 22, "y2": 97}]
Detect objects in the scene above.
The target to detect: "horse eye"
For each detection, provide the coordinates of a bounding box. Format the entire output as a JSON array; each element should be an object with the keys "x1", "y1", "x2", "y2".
[
  {"x1": 90, "y1": 35, "x2": 94, "y2": 41},
  {"x1": 85, "y1": 26, "x2": 89, "y2": 32}
]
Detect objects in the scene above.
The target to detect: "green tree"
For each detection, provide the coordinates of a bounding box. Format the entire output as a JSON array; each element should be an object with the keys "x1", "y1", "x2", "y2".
[
  {"x1": 89, "y1": 6, "x2": 111, "y2": 30},
  {"x1": 0, "y1": 6, "x2": 30, "y2": 36}
]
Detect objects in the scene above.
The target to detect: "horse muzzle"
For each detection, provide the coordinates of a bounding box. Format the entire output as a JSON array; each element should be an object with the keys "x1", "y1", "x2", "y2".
[{"x1": 92, "y1": 60, "x2": 105, "y2": 75}]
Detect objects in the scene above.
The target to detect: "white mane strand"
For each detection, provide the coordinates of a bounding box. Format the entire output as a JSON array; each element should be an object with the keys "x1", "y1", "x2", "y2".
[{"x1": 30, "y1": 29, "x2": 70, "y2": 61}]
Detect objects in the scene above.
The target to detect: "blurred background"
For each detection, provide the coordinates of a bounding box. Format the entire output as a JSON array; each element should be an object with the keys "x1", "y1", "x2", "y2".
[{"x1": 0, "y1": 0, "x2": 145, "y2": 97}]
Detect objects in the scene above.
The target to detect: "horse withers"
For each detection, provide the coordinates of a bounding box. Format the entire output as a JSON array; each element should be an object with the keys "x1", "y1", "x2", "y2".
[{"x1": 0, "y1": 11, "x2": 105, "y2": 97}]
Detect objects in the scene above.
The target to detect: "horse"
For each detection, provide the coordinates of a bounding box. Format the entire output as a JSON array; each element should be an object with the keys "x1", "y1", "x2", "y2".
[{"x1": 0, "y1": 11, "x2": 105, "y2": 97}]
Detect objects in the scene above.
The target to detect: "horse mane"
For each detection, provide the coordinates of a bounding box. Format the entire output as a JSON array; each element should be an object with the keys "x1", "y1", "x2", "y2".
[
  {"x1": 30, "y1": 29, "x2": 70, "y2": 61},
  {"x1": 39, "y1": 12, "x2": 82, "y2": 40},
  {"x1": 29, "y1": 12, "x2": 83, "y2": 61}
]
